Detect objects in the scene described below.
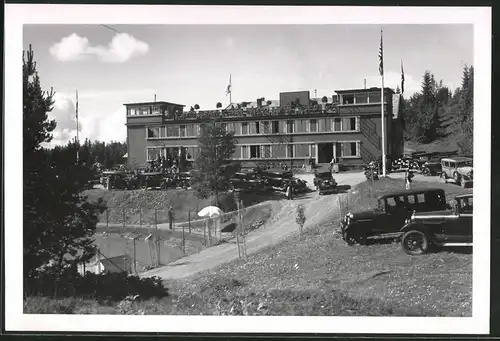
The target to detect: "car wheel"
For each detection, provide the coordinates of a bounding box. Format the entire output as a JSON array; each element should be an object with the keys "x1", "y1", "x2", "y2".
[
  {"x1": 401, "y1": 230, "x2": 429, "y2": 255},
  {"x1": 422, "y1": 168, "x2": 430, "y2": 176},
  {"x1": 461, "y1": 177, "x2": 466, "y2": 188},
  {"x1": 453, "y1": 172, "x2": 460, "y2": 184},
  {"x1": 344, "y1": 231, "x2": 357, "y2": 246}
]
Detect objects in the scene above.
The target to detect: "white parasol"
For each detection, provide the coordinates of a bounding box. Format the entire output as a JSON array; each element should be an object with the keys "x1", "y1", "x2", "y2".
[{"x1": 198, "y1": 205, "x2": 223, "y2": 218}]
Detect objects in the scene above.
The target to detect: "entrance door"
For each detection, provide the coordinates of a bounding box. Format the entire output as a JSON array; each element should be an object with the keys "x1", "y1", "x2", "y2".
[{"x1": 317, "y1": 143, "x2": 334, "y2": 163}]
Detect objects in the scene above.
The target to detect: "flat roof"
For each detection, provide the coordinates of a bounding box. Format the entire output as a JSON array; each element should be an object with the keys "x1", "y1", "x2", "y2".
[
  {"x1": 123, "y1": 101, "x2": 185, "y2": 107},
  {"x1": 335, "y1": 87, "x2": 395, "y2": 94}
]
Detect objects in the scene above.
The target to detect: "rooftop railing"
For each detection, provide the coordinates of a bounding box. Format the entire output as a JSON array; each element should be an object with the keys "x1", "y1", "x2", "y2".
[{"x1": 167, "y1": 104, "x2": 339, "y2": 121}]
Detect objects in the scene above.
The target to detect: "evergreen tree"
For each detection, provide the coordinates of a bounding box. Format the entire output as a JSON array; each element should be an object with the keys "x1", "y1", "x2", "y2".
[
  {"x1": 191, "y1": 119, "x2": 238, "y2": 207},
  {"x1": 23, "y1": 45, "x2": 105, "y2": 291}
]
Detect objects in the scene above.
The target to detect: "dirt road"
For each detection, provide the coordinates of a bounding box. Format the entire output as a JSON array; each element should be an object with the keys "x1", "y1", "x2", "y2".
[{"x1": 141, "y1": 171, "x2": 366, "y2": 280}]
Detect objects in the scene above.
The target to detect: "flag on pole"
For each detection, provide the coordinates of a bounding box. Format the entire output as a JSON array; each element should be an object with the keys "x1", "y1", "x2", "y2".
[
  {"x1": 378, "y1": 29, "x2": 384, "y2": 76},
  {"x1": 401, "y1": 59, "x2": 405, "y2": 94},
  {"x1": 225, "y1": 74, "x2": 232, "y2": 96}
]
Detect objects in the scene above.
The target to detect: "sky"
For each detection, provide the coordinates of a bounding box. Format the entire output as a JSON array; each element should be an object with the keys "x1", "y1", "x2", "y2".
[{"x1": 23, "y1": 24, "x2": 473, "y2": 146}]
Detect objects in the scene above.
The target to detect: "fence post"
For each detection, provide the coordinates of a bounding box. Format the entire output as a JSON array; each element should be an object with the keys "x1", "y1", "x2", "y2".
[
  {"x1": 188, "y1": 209, "x2": 191, "y2": 234},
  {"x1": 106, "y1": 208, "x2": 109, "y2": 228},
  {"x1": 155, "y1": 209, "x2": 158, "y2": 229},
  {"x1": 122, "y1": 208, "x2": 126, "y2": 229},
  {"x1": 182, "y1": 224, "x2": 186, "y2": 254},
  {"x1": 140, "y1": 208, "x2": 142, "y2": 228}
]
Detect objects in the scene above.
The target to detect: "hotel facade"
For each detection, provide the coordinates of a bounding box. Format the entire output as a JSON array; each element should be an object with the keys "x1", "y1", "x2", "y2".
[{"x1": 124, "y1": 88, "x2": 404, "y2": 169}]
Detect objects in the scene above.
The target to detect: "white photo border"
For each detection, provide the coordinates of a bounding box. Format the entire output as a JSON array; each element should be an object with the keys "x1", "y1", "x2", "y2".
[{"x1": 4, "y1": 4, "x2": 491, "y2": 334}]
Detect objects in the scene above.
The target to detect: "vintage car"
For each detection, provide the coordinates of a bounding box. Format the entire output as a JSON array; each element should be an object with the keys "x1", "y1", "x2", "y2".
[
  {"x1": 440, "y1": 157, "x2": 473, "y2": 187},
  {"x1": 260, "y1": 168, "x2": 293, "y2": 190},
  {"x1": 289, "y1": 177, "x2": 308, "y2": 194},
  {"x1": 100, "y1": 170, "x2": 130, "y2": 190},
  {"x1": 176, "y1": 171, "x2": 192, "y2": 189},
  {"x1": 400, "y1": 193, "x2": 473, "y2": 255},
  {"x1": 230, "y1": 172, "x2": 269, "y2": 192},
  {"x1": 421, "y1": 160, "x2": 442, "y2": 176},
  {"x1": 340, "y1": 188, "x2": 448, "y2": 245},
  {"x1": 313, "y1": 170, "x2": 337, "y2": 195},
  {"x1": 135, "y1": 171, "x2": 166, "y2": 190}
]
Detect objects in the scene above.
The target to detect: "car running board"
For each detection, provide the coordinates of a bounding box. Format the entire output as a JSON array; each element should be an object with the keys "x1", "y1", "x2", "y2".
[
  {"x1": 367, "y1": 232, "x2": 403, "y2": 240},
  {"x1": 438, "y1": 243, "x2": 473, "y2": 247}
]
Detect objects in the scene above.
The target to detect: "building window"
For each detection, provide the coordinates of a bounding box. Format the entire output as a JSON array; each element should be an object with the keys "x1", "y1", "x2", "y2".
[
  {"x1": 185, "y1": 147, "x2": 196, "y2": 160},
  {"x1": 287, "y1": 144, "x2": 294, "y2": 158},
  {"x1": 335, "y1": 142, "x2": 359, "y2": 158},
  {"x1": 342, "y1": 94, "x2": 355, "y2": 105},
  {"x1": 342, "y1": 118, "x2": 357, "y2": 131},
  {"x1": 250, "y1": 145, "x2": 261, "y2": 158},
  {"x1": 147, "y1": 127, "x2": 161, "y2": 138},
  {"x1": 310, "y1": 144, "x2": 316, "y2": 158},
  {"x1": 187, "y1": 124, "x2": 196, "y2": 137},
  {"x1": 295, "y1": 144, "x2": 309, "y2": 158},
  {"x1": 309, "y1": 119, "x2": 317, "y2": 133},
  {"x1": 166, "y1": 125, "x2": 180, "y2": 137},
  {"x1": 295, "y1": 120, "x2": 306, "y2": 133},
  {"x1": 241, "y1": 122, "x2": 249, "y2": 135},
  {"x1": 320, "y1": 118, "x2": 332, "y2": 132},
  {"x1": 139, "y1": 106, "x2": 150, "y2": 115},
  {"x1": 249, "y1": 122, "x2": 257, "y2": 134},
  {"x1": 355, "y1": 93, "x2": 368, "y2": 104},
  {"x1": 262, "y1": 145, "x2": 271, "y2": 158},
  {"x1": 147, "y1": 148, "x2": 163, "y2": 161},
  {"x1": 220, "y1": 123, "x2": 227, "y2": 132},
  {"x1": 272, "y1": 121, "x2": 280, "y2": 134},
  {"x1": 241, "y1": 146, "x2": 249, "y2": 159},
  {"x1": 255, "y1": 122, "x2": 260, "y2": 134},
  {"x1": 152, "y1": 105, "x2": 162, "y2": 115},
  {"x1": 286, "y1": 120, "x2": 294, "y2": 134},
  {"x1": 369, "y1": 93, "x2": 381, "y2": 103},
  {"x1": 180, "y1": 125, "x2": 186, "y2": 137},
  {"x1": 227, "y1": 122, "x2": 236, "y2": 133},
  {"x1": 272, "y1": 145, "x2": 286, "y2": 158},
  {"x1": 334, "y1": 118, "x2": 342, "y2": 132},
  {"x1": 262, "y1": 121, "x2": 270, "y2": 134}
]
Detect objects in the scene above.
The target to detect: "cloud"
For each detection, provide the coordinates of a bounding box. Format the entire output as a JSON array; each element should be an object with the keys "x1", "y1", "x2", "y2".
[{"x1": 49, "y1": 33, "x2": 149, "y2": 63}]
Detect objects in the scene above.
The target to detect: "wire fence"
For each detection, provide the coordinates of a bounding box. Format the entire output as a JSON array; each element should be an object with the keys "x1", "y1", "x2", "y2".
[{"x1": 94, "y1": 202, "x2": 262, "y2": 270}]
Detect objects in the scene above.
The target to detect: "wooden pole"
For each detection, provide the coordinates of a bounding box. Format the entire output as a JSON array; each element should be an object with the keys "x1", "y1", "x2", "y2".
[
  {"x1": 140, "y1": 208, "x2": 142, "y2": 228},
  {"x1": 182, "y1": 223, "x2": 186, "y2": 254},
  {"x1": 106, "y1": 208, "x2": 109, "y2": 228},
  {"x1": 122, "y1": 208, "x2": 126, "y2": 229},
  {"x1": 188, "y1": 209, "x2": 191, "y2": 234},
  {"x1": 133, "y1": 237, "x2": 137, "y2": 274}
]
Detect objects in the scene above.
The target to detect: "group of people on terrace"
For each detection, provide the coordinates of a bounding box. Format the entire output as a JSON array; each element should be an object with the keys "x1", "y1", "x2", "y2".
[{"x1": 169, "y1": 102, "x2": 338, "y2": 121}]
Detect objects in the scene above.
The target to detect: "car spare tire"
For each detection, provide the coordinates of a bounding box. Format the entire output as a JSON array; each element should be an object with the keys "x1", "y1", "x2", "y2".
[{"x1": 401, "y1": 230, "x2": 429, "y2": 255}]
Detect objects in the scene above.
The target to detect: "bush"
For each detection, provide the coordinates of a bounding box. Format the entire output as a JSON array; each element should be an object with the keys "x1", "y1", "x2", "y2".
[{"x1": 26, "y1": 268, "x2": 168, "y2": 301}]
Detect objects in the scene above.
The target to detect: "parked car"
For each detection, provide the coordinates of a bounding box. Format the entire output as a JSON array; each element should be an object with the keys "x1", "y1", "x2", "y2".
[
  {"x1": 440, "y1": 157, "x2": 473, "y2": 187},
  {"x1": 230, "y1": 172, "x2": 269, "y2": 192},
  {"x1": 421, "y1": 160, "x2": 442, "y2": 176},
  {"x1": 177, "y1": 171, "x2": 192, "y2": 189},
  {"x1": 314, "y1": 170, "x2": 337, "y2": 195},
  {"x1": 100, "y1": 170, "x2": 129, "y2": 190},
  {"x1": 290, "y1": 177, "x2": 308, "y2": 194},
  {"x1": 340, "y1": 188, "x2": 448, "y2": 245},
  {"x1": 260, "y1": 168, "x2": 293, "y2": 191},
  {"x1": 400, "y1": 193, "x2": 473, "y2": 255},
  {"x1": 136, "y1": 171, "x2": 165, "y2": 190}
]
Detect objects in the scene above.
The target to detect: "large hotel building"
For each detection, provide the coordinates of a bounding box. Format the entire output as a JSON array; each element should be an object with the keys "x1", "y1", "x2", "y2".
[{"x1": 124, "y1": 88, "x2": 404, "y2": 169}]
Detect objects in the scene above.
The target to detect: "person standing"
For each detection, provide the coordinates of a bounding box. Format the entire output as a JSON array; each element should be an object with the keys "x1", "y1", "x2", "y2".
[
  {"x1": 168, "y1": 205, "x2": 174, "y2": 230},
  {"x1": 405, "y1": 169, "x2": 414, "y2": 190}
]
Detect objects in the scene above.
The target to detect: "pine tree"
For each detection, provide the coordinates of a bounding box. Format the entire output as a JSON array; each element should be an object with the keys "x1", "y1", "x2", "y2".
[
  {"x1": 191, "y1": 119, "x2": 238, "y2": 207},
  {"x1": 23, "y1": 45, "x2": 105, "y2": 291}
]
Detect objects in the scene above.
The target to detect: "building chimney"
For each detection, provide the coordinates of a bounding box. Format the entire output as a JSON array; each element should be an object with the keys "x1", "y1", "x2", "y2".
[
  {"x1": 154, "y1": 94, "x2": 156, "y2": 102},
  {"x1": 257, "y1": 97, "x2": 263, "y2": 108},
  {"x1": 364, "y1": 79, "x2": 366, "y2": 89}
]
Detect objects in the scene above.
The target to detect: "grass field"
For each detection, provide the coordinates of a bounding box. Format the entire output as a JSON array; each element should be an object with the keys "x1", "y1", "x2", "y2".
[{"x1": 29, "y1": 177, "x2": 472, "y2": 316}]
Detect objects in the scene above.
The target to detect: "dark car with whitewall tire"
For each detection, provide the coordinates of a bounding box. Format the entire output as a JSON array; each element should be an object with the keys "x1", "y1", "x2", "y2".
[
  {"x1": 421, "y1": 160, "x2": 442, "y2": 176},
  {"x1": 260, "y1": 168, "x2": 293, "y2": 191},
  {"x1": 400, "y1": 193, "x2": 473, "y2": 255},
  {"x1": 340, "y1": 188, "x2": 448, "y2": 246}
]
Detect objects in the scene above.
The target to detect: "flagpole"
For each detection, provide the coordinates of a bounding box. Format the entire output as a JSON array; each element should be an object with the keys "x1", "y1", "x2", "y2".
[
  {"x1": 76, "y1": 90, "x2": 80, "y2": 163},
  {"x1": 379, "y1": 29, "x2": 386, "y2": 177}
]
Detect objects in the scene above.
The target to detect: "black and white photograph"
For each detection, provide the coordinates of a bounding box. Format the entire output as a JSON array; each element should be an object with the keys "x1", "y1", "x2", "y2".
[{"x1": 4, "y1": 4, "x2": 491, "y2": 334}]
